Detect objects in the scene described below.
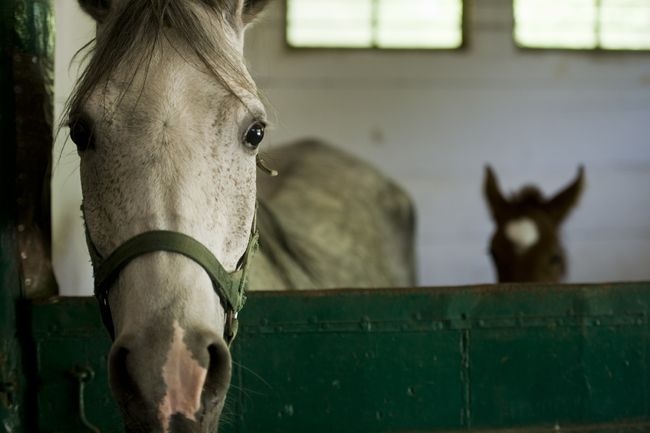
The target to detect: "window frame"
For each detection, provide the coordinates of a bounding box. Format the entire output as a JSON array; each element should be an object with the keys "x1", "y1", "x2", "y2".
[
  {"x1": 512, "y1": 0, "x2": 650, "y2": 53},
  {"x1": 283, "y1": 0, "x2": 469, "y2": 52}
]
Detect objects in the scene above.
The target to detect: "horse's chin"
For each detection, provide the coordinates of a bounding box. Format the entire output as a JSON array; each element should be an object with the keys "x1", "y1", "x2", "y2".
[
  {"x1": 121, "y1": 401, "x2": 223, "y2": 433},
  {"x1": 122, "y1": 417, "x2": 218, "y2": 433}
]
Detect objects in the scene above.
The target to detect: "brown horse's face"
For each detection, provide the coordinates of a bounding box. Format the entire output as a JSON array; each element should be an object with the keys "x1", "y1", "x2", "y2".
[
  {"x1": 484, "y1": 166, "x2": 585, "y2": 283},
  {"x1": 69, "y1": 0, "x2": 270, "y2": 431},
  {"x1": 488, "y1": 211, "x2": 566, "y2": 282}
]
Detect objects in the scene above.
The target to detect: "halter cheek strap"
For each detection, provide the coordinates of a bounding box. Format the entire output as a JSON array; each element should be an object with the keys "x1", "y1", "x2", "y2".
[{"x1": 85, "y1": 210, "x2": 258, "y2": 345}]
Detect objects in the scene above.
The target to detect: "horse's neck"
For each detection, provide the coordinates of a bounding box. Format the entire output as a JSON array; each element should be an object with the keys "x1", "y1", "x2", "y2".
[
  {"x1": 253, "y1": 200, "x2": 317, "y2": 288},
  {"x1": 249, "y1": 139, "x2": 416, "y2": 290}
]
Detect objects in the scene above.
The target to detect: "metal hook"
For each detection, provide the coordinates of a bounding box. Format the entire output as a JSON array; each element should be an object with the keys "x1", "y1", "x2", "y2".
[
  {"x1": 70, "y1": 365, "x2": 101, "y2": 433},
  {"x1": 256, "y1": 156, "x2": 279, "y2": 177}
]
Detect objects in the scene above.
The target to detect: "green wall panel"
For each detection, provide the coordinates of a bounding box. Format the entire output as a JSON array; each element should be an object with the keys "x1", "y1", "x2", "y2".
[
  {"x1": 231, "y1": 331, "x2": 463, "y2": 433},
  {"x1": 471, "y1": 327, "x2": 649, "y2": 427},
  {"x1": 28, "y1": 283, "x2": 650, "y2": 432},
  {"x1": 1, "y1": 0, "x2": 54, "y2": 430}
]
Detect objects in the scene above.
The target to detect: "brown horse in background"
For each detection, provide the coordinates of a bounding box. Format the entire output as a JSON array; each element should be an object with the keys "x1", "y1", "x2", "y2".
[{"x1": 484, "y1": 166, "x2": 585, "y2": 283}]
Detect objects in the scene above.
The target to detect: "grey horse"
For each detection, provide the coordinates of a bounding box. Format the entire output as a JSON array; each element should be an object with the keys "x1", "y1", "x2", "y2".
[
  {"x1": 69, "y1": 0, "x2": 416, "y2": 430},
  {"x1": 251, "y1": 139, "x2": 416, "y2": 290}
]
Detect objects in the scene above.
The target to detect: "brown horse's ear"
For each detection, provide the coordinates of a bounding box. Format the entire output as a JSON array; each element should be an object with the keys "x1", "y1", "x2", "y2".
[
  {"x1": 484, "y1": 165, "x2": 510, "y2": 224},
  {"x1": 544, "y1": 166, "x2": 585, "y2": 225},
  {"x1": 242, "y1": 0, "x2": 273, "y2": 24},
  {"x1": 78, "y1": 0, "x2": 110, "y2": 22}
]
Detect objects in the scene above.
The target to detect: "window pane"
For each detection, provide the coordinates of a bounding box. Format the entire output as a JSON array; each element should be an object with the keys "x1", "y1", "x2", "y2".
[
  {"x1": 286, "y1": 0, "x2": 463, "y2": 49},
  {"x1": 287, "y1": 0, "x2": 373, "y2": 47},
  {"x1": 376, "y1": 0, "x2": 463, "y2": 48},
  {"x1": 600, "y1": 0, "x2": 650, "y2": 50},
  {"x1": 514, "y1": 0, "x2": 597, "y2": 49}
]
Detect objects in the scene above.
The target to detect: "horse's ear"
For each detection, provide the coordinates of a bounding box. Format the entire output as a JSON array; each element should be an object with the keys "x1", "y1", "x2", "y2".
[
  {"x1": 242, "y1": 0, "x2": 272, "y2": 25},
  {"x1": 544, "y1": 166, "x2": 585, "y2": 225},
  {"x1": 484, "y1": 165, "x2": 510, "y2": 224},
  {"x1": 78, "y1": 0, "x2": 110, "y2": 22}
]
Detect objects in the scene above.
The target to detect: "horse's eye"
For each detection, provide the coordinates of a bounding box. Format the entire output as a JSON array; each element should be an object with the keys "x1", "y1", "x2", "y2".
[
  {"x1": 69, "y1": 117, "x2": 95, "y2": 151},
  {"x1": 243, "y1": 122, "x2": 265, "y2": 150},
  {"x1": 549, "y1": 253, "x2": 564, "y2": 267}
]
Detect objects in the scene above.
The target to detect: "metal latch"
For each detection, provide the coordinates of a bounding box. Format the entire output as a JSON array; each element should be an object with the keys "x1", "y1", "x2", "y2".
[{"x1": 69, "y1": 365, "x2": 101, "y2": 433}]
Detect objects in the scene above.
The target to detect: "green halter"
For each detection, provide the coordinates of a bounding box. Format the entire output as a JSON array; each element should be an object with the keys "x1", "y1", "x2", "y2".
[{"x1": 85, "y1": 210, "x2": 258, "y2": 344}]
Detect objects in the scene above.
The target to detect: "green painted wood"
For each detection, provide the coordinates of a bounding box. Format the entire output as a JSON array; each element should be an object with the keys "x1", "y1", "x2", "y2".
[
  {"x1": 0, "y1": 0, "x2": 24, "y2": 421},
  {"x1": 1, "y1": 0, "x2": 54, "y2": 430},
  {"x1": 29, "y1": 283, "x2": 650, "y2": 432},
  {"x1": 0, "y1": 220, "x2": 25, "y2": 433},
  {"x1": 11, "y1": 0, "x2": 56, "y2": 300}
]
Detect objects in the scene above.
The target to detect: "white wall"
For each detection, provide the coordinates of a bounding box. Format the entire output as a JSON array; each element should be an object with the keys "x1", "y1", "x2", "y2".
[
  {"x1": 52, "y1": 0, "x2": 95, "y2": 295},
  {"x1": 53, "y1": 0, "x2": 650, "y2": 295}
]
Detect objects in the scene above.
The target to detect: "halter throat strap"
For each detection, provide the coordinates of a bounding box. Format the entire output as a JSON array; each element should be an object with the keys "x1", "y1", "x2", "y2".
[{"x1": 88, "y1": 221, "x2": 258, "y2": 343}]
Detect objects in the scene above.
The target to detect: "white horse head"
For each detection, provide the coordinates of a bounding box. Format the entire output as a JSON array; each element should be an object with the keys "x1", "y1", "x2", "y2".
[{"x1": 68, "y1": 0, "x2": 270, "y2": 430}]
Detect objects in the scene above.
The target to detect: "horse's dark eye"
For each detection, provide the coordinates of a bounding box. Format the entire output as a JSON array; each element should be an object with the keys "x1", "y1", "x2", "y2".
[
  {"x1": 243, "y1": 122, "x2": 265, "y2": 150},
  {"x1": 69, "y1": 117, "x2": 95, "y2": 151},
  {"x1": 550, "y1": 253, "x2": 564, "y2": 267}
]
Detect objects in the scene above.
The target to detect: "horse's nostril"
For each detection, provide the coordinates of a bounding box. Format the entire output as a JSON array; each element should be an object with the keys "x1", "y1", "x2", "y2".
[
  {"x1": 204, "y1": 342, "x2": 231, "y2": 398},
  {"x1": 110, "y1": 346, "x2": 129, "y2": 379},
  {"x1": 109, "y1": 346, "x2": 139, "y2": 402}
]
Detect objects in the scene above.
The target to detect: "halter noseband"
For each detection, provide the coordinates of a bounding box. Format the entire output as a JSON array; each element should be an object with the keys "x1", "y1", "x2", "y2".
[{"x1": 85, "y1": 211, "x2": 258, "y2": 345}]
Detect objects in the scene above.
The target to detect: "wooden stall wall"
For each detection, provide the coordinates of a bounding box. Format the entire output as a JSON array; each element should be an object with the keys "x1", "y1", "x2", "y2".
[
  {"x1": 0, "y1": 0, "x2": 55, "y2": 430},
  {"x1": 30, "y1": 283, "x2": 650, "y2": 433}
]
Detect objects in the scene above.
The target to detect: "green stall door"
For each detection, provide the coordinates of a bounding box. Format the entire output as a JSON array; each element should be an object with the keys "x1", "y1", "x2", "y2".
[{"x1": 30, "y1": 283, "x2": 650, "y2": 433}]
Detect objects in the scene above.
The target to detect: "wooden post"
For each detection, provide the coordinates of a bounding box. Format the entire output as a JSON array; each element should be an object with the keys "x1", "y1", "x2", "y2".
[{"x1": 0, "y1": 0, "x2": 55, "y2": 430}]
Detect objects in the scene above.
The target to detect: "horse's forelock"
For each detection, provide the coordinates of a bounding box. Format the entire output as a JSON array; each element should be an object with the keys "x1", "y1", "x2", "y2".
[
  {"x1": 510, "y1": 186, "x2": 545, "y2": 209},
  {"x1": 66, "y1": 0, "x2": 256, "y2": 124}
]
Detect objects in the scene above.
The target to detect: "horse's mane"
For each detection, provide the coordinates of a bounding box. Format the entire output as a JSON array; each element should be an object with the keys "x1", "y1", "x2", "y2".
[{"x1": 66, "y1": 0, "x2": 256, "y2": 121}]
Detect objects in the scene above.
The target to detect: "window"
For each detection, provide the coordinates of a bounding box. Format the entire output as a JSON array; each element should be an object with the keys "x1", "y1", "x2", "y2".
[
  {"x1": 286, "y1": 0, "x2": 464, "y2": 49},
  {"x1": 514, "y1": 0, "x2": 650, "y2": 50}
]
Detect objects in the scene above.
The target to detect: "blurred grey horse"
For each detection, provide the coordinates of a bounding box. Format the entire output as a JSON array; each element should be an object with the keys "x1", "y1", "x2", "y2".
[{"x1": 251, "y1": 139, "x2": 417, "y2": 290}]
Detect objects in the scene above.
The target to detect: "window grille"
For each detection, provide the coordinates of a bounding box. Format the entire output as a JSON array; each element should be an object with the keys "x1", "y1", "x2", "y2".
[
  {"x1": 286, "y1": 0, "x2": 464, "y2": 49},
  {"x1": 514, "y1": 0, "x2": 650, "y2": 50}
]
